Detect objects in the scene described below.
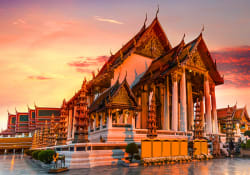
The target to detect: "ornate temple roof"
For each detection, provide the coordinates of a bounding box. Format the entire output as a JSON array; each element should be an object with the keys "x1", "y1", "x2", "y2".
[
  {"x1": 88, "y1": 17, "x2": 172, "y2": 91},
  {"x1": 217, "y1": 105, "x2": 250, "y2": 122},
  {"x1": 89, "y1": 77, "x2": 138, "y2": 113},
  {"x1": 133, "y1": 33, "x2": 224, "y2": 89}
]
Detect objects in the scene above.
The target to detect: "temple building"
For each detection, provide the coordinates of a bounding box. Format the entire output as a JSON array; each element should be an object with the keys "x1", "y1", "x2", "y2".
[
  {"x1": 0, "y1": 106, "x2": 61, "y2": 137},
  {"x1": 54, "y1": 15, "x2": 224, "y2": 144},
  {"x1": 2, "y1": 14, "x2": 235, "y2": 146},
  {"x1": 217, "y1": 105, "x2": 250, "y2": 135}
]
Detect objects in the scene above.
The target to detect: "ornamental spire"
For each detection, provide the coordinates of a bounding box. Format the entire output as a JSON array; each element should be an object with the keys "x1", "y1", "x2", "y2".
[
  {"x1": 143, "y1": 13, "x2": 147, "y2": 27},
  {"x1": 156, "y1": 4, "x2": 159, "y2": 18}
]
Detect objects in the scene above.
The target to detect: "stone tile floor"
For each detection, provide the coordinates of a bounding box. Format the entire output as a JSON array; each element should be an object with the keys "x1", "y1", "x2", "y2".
[{"x1": 0, "y1": 154, "x2": 249, "y2": 175}]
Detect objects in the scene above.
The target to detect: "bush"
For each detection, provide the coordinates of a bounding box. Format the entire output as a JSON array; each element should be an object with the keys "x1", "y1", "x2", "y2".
[
  {"x1": 246, "y1": 140, "x2": 250, "y2": 149},
  {"x1": 241, "y1": 143, "x2": 246, "y2": 149},
  {"x1": 24, "y1": 149, "x2": 34, "y2": 156},
  {"x1": 125, "y1": 143, "x2": 138, "y2": 161},
  {"x1": 38, "y1": 150, "x2": 55, "y2": 164},
  {"x1": 32, "y1": 150, "x2": 41, "y2": 160},
  {"x1": 244, "y1": 130, "x2": 250, "y2": 137}
]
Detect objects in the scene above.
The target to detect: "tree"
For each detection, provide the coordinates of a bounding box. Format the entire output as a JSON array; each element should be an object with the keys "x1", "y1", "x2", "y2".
[
  {"x1": 125, "y1": 143, "x2": 138, "y2": 162},
  {"x1": 244, "y1": 130, "x2": 250, "y2": 137}
]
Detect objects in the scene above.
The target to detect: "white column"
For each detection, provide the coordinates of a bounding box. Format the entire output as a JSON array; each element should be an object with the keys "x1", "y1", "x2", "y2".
[
  {"x1": 107, "y1": 110, "x2": 112, "y2": 129},
  {"x1": 172, "y1": 73, "x2": 178, "y2": 131},
  {"x1": 67, "y1": 109, "x2": 73, "y2": 139},
  {"x1": 163, "y1": 76, "x2": 170, "y2": 130},
  {"x1": 93, "y1": 117, "x2": 96, "y2": 131},
  {"x1": 211, "y1": 84, "x2": 218, "y2": 134},
  {"x1": 72, "y1": 106, "x2": 77, "y2": 139},
  {"x1": 100, "y1": 114, "x2": 103, "y2": 129},
  {"x1": 204, "y1": 73, "x2": 212, "y2": 133},
  {"x1": 180, "y1": 69, "x2": 187, "y2": 132},
  {"x1": 136, "y1": 97, "x2": 141, "y2": 129},
  {"x1": 132, "y1": 113, "x2": 135, "y2": 129},
  {"x1": 187, "y1": 80, "x2": 194, "y2": 131}
]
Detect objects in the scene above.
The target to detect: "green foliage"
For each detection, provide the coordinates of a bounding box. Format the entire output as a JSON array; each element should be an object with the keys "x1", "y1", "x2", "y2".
[
  {"x1": 38, "y1": 150, "x2": 55, "y2": 164},
  {"x1": 24, "y1": 149, "x2": 34, "y2": 156},
  {"x1": 241, "y1": 143, "x2": 246, "y2": 149},
  {"x1": 246, "y1": 140, "x2": 250, "y2": 149},
  {"x1": 244, "y1": 130, "x2": 250, "y2": 137},
  {"x1": 125, "y1": 143, "x2": 139, "y2": 161},
  {"x1": 32, "y1": 150, "x2": 41, "y2": 160}
]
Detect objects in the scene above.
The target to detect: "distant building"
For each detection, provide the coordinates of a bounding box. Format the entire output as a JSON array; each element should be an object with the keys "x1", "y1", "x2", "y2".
[
  {"x1": 0, "y1": 106, "x2": 60, "y2": 137},
  {"x1": 217, "y1": 105, "x2": 250, "y2": 135}
]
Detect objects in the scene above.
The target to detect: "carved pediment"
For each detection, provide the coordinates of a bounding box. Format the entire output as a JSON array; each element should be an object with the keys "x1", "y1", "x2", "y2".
[
  {"x1": 111, "y1": 86, "x2": 135, "y2": 106},
  {"x1": 135, "y1": 30, "x2": 166, "y2": 58},
  {"x1": 184, "y1": 51, "x2": 206, "y2": 70}
]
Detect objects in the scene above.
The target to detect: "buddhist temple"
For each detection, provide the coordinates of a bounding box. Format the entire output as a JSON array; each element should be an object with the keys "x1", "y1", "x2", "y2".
[
  {"x1": 1, "y1": 14, "x2": 227, "y2": 144},
  {"x1": 0, "y1": 106, "x2": 61, "y2": 137},
  {"x1": 217, "y1": 105, "x2": 250, "y2": 136}
]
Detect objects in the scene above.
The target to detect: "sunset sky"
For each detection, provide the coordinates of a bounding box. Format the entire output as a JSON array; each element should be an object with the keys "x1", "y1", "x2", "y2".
[{"x1": 0, "y1": 0, "x2": 249, "y2": 130}]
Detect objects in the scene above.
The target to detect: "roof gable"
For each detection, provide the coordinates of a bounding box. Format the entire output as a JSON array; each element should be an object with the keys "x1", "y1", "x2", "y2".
[
  {"x1": 89, "y1": 78, "x2": 137, "y2": 112},
  {"x1": 88, "y1": 17, "x2": 172, "y2": 90}
]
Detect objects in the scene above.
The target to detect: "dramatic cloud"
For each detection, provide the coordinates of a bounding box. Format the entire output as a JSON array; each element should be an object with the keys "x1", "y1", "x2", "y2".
[
  {"x1": 211, "y1": 46, "x2": 250, "y2": 87},
  {"x1": 94, "y1": 16, "x2": 123, "y2": 24},
  {"x1": 68, "y1": 55, "x2": 108, "y2": 73},
  {"x1": 27, "y1": 75, "x2": 53, "y2": 80}
]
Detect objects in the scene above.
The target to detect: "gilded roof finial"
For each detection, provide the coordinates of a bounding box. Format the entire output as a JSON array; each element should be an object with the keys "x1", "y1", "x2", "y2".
[
  {"x1": 200, "y1": 24, "x2": 205, "y2": 35},
  {"x1": 92, "y1": 71, "x2": 95, "y2": 79},
  {"x1": 143, "y1": 13, "x2": 147, "y2": 27},
  {"x1": 182, "y1": 33, "x2": 186, "y2": 42},
  {"x1": 156, "y1": 4, "x2": 159, "y2": 18}
]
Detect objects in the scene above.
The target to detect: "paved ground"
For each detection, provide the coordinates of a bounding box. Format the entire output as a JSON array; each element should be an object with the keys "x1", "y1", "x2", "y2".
[{"x1": 0, "y1": 154, "x2": 249, "y2": 175}]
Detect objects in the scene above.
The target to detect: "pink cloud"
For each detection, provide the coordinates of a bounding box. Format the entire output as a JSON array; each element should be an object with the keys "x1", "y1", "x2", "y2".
[
  {"x1": 68, "y1": 55, "x2": 108, "y2": 73},
  {"x1": 211, "y1": 46, "x2": 250, "y2": 87},
  {"x1": 27, "y1": 75, "x2": 53, "y2": 80}
]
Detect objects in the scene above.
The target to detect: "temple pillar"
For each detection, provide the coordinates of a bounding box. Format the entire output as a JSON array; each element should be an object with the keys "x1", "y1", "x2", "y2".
[
  {"x1": 141, "y1": 85, "x2": 149, "y2": 129},
  {"x1": 211, "y1": 84, "x2": 218, "y2": 134},
  {"x1": 171, "y1": 73, "x2": 178, "y2": 131},
  {"x1": 67, "y1": 109, "x2": 73, "y2": 140},
  {"x1": 93, "y1": 116, "x2": 96, "y2": 131},
  {"x1": 200, "y1": 95, "x2": 205, "y2": 131},
  {"x1": 132, "y1": 112, "x2": 135, "y2": 129},
  {"x1": 187, "y1": 78, "x2": 194, "y2": 131},
  {"x1": 100, "y1": 113, "x2": 103, "y2": 129},
  {"x1": 136, "y1": 96, "x2": 141, "y2": 129},
  {"x1": 72, "y1": 106, "x2": 77, "y2": 139},
  {"x1": 107, "y1": 110, "x2": 112, "y2": 129},
  {"x1": 180, "y1": 69, "x2": 187, "y2": 132},
  {"x1": 204, "y1": 73, "x2": 212, "y2": 133},
  {"x1": 163, "y1": 76, "x2": 170, "y2": 130}
]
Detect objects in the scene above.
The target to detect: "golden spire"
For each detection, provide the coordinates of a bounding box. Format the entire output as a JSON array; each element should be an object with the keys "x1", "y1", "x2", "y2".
[
  {"x1": 156, "y1": 4, "x2": 159, "y2": 18},
  {"x1": 143, "y1": 13, "x2": 147, "y2": 27}
]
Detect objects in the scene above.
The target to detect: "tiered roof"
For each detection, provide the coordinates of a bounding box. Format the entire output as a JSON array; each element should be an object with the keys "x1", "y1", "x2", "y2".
[
  {"x1": 133, "y1": 33, "x2": 224, "y2": 89},
  {"x1": 89, "y1": 77, "x2": 138, "y2": 113},
  {"x1": 88, "y1": 17, "x2": 172, "y2": 91}
]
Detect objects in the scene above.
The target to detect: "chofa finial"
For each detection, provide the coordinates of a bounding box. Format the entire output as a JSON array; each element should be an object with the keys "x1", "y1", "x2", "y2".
[
  {"x1": 182, "y1": 33, "x2": 185, "y2": 42},
  {"x1": 144, "y1": 13, "x2": 147, "y2": 27},
  {"x1": 156, "y1": 4, "x2": 159, "y2": 17},
  {"x1": 201, "y1": 24, "x2": 205, "y2": 34}
]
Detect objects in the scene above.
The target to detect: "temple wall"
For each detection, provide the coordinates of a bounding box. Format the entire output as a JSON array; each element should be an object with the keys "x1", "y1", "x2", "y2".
[{"x1": 111, "y1": 53, "x2": 152, "y2": 86}]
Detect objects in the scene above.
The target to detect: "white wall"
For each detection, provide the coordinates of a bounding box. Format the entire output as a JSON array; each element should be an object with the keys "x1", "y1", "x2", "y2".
[{"x1": 111, "y1": 53, "x2": 152, "y2": 86}]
